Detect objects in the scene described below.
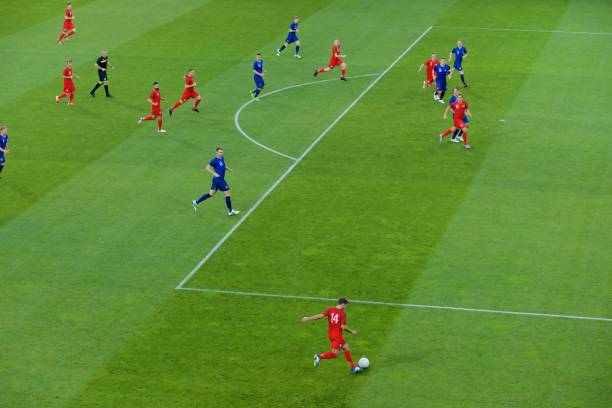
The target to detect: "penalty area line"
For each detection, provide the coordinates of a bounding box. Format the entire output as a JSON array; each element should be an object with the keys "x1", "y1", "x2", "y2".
[
  {"x1": 175, "y1": 25, "x2": 434, "y2": 290},
  {"x1": 433, "y1": 25, "x2": 612, "y2": 36},
  {"x1": 177, "y1": 287, "x2": 612, "y2": 323}
]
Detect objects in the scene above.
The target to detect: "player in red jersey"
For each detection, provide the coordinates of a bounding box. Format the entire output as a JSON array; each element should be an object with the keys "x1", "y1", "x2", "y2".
[
  {"x1": 138, "y1": 82, "x2": 167, "y2": 133},
  {"x1": 57, "y1": 1, "x2": 76, "y2": 44},
  {"x1": 314, "y1": 39, "x2": 348, "y2": 81},
  {"x1": 55, "y1": 59, "x2": 79, "y2": 106},
  {"x1": 418, "y1": 53, "x2": 438, "y2": 88},
  {"x1": 439, "y1": 93, "x2": 472, "y2": 149},
  {"x1": 168, "y1": 68, "x2": 202, "y2": 116},
  {"x1": 302, "y1": 298, "x2": 363, "y2": 373}
]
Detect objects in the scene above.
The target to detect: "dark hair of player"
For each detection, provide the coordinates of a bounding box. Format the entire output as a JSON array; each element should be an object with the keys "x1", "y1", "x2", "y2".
[
  {"x1": 256, "y1": 52, "x2": 262, "y2": 56},
  {"x1": 0, "y1": 126, "x2": 6, "y2": 131},
  {"x1": 187, "y1": 68, "x2": 194, "y2": 73},
  {"x1": 216, "y1": 146, "x2": 223, "y2": 152},
  {"x1": 338, "y1": 298, "x2": 349, "y2": 305}
]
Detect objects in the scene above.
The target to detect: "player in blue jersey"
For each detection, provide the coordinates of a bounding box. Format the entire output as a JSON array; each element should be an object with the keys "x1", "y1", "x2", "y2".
[
  {"x1": 0, "y1": 126, "x2": 9, "y2": 177},
  {"x1": 448, "y1": 87, "x2": 468, "y2": 142},
  {"x1": 449, "y1": 40, "x2": 469, "y2": 87},
  {"x1": 192, "y1": 147, "x2": 239, "y2": 216},
  {"x1": 276, "y1": 16, "x2": 301, "y2": 59},
  {"x1": 433, "y1": 58, "x2": 452, "y2": 104},
  {"x1": 251, "y1": 53, "x2": 266, "y2": 99}
]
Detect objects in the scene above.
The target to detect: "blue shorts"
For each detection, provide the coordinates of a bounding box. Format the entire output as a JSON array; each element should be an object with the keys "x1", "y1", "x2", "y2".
[
  {"x1": 453, "y1": 63, "x2": 463, "y2": 71},
  {"x1": 211, "y1": 178, "x2": 230, "y2": 192},
  {"x1": 285, "y1": 33, "x2": 299, "y2": 44},
  {"x1": 436, "y1": 81, "x2": 447, "y2": 92},
  {"x1": 254, "y1": 75, "x2": 265, "y2": 89},
  {"x1": 0, "y1": 154, "x2": 5, "y2": 165},
  {"x1": 98, "y1": 70, "x2": 108, "y2": 82}
]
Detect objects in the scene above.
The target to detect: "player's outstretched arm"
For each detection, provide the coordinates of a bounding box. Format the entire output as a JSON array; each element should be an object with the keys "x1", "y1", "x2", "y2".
[
  {"x1": 302, "y1": 313, "x2": 324, "y2": 322},
  {"x1": 443, "y1": 106, "x2": 451, "y2": 119},
  {"x1": 341, "y1": 324, "x2": 357, "y2": 336},
  {"x1": 418, "y1": 63, "x2": 424, "y2": 72},
  {"x1": 466, "y1": 108, "x2": 472, "y2": 117}
]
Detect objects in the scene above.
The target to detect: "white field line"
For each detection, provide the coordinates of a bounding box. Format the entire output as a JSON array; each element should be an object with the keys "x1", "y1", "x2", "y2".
[
  {"x1": 433, "y1": 25, "x2": 612, "y2": 36},
  {"x1": 175, "y1": 26, "x2": 434, "y2": 290},
  {"x1": 177, "y1": 287, "x2": 612, "y2": 323},
  {"x1": 234, "y1": 73, "x2": 381, "y2": 161}
]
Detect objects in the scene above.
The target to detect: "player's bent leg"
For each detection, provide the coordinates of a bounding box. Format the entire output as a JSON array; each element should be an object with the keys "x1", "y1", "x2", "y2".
[
  {"x1": 193, "y1": 96, "x2": 202, "y2": 112},
  {"x1": 340, "y1": 62, "x2": 347, "y2": 81}
]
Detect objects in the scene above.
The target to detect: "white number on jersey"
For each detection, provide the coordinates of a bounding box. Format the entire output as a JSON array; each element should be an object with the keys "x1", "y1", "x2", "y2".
[{"x1": 331, "y1": 313, "x2": 339, "y2": 324}]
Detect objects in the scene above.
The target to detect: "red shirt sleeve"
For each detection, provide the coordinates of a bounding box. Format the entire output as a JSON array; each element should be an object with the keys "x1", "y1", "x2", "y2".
[
  {"x1": 322, "y1": 308, "x2": 329, "y2": 316},
  {"x1": 340, "y1": 312, "x2": 346, "y2": 326}
]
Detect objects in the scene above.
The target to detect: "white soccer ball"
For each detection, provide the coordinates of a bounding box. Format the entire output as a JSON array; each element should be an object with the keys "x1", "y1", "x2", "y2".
[{"x1": 358, "y1": 357, "x2": 370, "y2": 369}]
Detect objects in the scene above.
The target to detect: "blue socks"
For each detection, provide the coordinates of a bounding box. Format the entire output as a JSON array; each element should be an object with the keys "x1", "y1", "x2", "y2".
[
  {"x1": 196, "y1": 193, "x2": 210, "y2": 204},
  {"x1": 295, "y1": 45, "x2": 300, "y2": 55},
  {"x1": 225, "y1": 196, "x2": 232, "y2": 211},
  {"x1": 253, "y1": 88, "x2": 261, "y2": 97}
]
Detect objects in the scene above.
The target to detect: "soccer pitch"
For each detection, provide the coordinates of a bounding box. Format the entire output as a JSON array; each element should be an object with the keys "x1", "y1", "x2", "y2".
[{"x1": 1, "y1": 0, "x2": 611, "y2": 406}]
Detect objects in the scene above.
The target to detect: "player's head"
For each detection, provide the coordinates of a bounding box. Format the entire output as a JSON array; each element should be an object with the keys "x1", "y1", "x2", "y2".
[
  {"x1": 66, "y1": 58, "x2": 72, "y2": 66},
  {"x1": 293, "y1": 16, "x2": 299, "y2": 23},
  {"x1": 456, "y1": 92, "x2": 463, "y2": 101},
  {"x1": 333, "y1": 39, "x2": 340, "y2": 47},
  {"x1": 457, "y1": 40, "x2": 463, "y2": 47},
  {"x1": 431, "y1": 53, "x2": 438, "y2": 60},
  {"x1": 153, "y1": 81, "x2": 160, "y2": 90},
  {"x1": 216, "y1": 146, "x2": 224, "y2": 157},
  {"x1": 187, "y1": 68, "x2": 195, "y2": 75},
  {"x1": 67, "y1": 1, "x2": 72, "y2": 8},
  {"x1": 256, "y1": 52, "x2": 262, "y2": 61},
  {"x1": 337, "y1": 298, "x2": 349, "y2": 309},
  {"x1": 0, "y1": 126, "x2": 7, "y2": 135},
  {"x1": 452, "y1": 86, "x2": 460, "y2": 95},
  {"x1": 439, "y1": 58, "x2": 446, "y2": 65},
  {"x1": 101, "y1": 50, "x2": 108, "y2": 57}
]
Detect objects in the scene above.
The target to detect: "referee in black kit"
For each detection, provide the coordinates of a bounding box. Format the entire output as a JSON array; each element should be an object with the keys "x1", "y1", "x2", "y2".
[{"x1": 90, "y1": 50, "x2": 114, "y2": 97}]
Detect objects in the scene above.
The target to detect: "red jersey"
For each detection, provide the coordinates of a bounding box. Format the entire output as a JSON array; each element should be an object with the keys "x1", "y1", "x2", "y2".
[
  {"x1": 331, "y1": 45, "x2": 342, "y2": 61},
  {"x1": 450, "y1": 100, "x2": 468, "y2": 118},
  {"x1": 322, "y1": 307, "x2": 346, "y2": 339},
  {"x1": 63, "y1": 67, "x2": 73, "y2": 83},
  {"x1": 424, "y1": 59, "x2": 438, "y2": 74},
  {"x1": 184, "y1": 74, "x2": 195, "y2": 87},
  {"x1": 65, "y1": 8, "x2": 73, "y2": 21},
  {"x1": 149, "y1": 89, "x2": 161, "y2": 106}
]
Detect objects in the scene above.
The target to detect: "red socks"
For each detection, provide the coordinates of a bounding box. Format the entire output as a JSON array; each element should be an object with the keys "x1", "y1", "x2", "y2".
[
  {"x1": 68, "y1": 93, "x2": 74, "y2": 103},
  {"x1": 193, "y1": 99, "x2": 201, "y2": 109},
  {"x1": 441, "y1": 129, "x2": 453, "y2": 139},
  {"x1": 461, "y1": 131, "x2": 468, "y2": 144},
  {"x1": 344, "y1": 350, "x2": 355, "y2": 368},
  {"x1": 57, "y1": 92, "x2": 68, "y2": 101},
  {"x1": 157, "y1": 117, "x2": 163, "y2": 130},
  {"x1": 318, "y1": 68, "x2": 326, "y2": 73},
  {"x1": 171, "y1": 100, "x2": 183, "y2": 110},
  {"x1": 57, "y1": 32, "x2": 65, "y2": 42},
  {"x1": 319, "y1": 352, "x2": 337, "y2": 359},
  {"x1": 341, "y1": 68, "x2": 346, "y2": 79}
]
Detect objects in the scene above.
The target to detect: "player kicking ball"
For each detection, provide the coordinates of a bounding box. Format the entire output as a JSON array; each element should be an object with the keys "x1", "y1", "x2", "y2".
[
  {"x1": 302, "y1": 298, "x2": 363, "y2": 374},
  {"x1": 192, "y1": 147, "x2": 239, "y2": 216},
  {"x1": 57, "y1": 1, "x2": 76, "y2": 44},
  {"x1": 138, "y1": 82, "x2": 166, "y2": 133},
  {"x1": 439, "y1": 93, "x2": 472, "y2": 149},
  {"x1": 314, "y1": 39, "x2": 348, "y2": 81},
  {"x1": 169, "y1": 68, "x2": 202, "y2": 116},
  {"x1": 55, "y1": 59, "x2": 79, "y2": 106},
  {"x1": 276, "y1": 16, "x2": 301, "y2": 58}
]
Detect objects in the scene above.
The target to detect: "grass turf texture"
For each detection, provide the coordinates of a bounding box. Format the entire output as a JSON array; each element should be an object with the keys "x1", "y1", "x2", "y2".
[{"x1": 1, "y1": 0, "x2": 611, "y2": 407}]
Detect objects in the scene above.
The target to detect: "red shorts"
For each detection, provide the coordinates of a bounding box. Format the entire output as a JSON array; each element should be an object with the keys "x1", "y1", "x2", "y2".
[
  {"x1": 63, "y1": 82, "x2": 75, "y2": 93},
  {"x1": 328, "y1": 59, "x2": 344, "y2": 68},
  {"x1": 151, "y1": 108, "x2": 162, "y2": 117},
  {"x1": 181, "y1": 88, "x2": 199, "y2": 100},
  {"x1": 453, "y1": 119, "x2": 466, "y2": 129},
  {"x1": 63, "y1": 21, "x2": 75, "y2": 31},
  {"x1": 424, "y1": 78, "x2": 434, "y2": 87},
  {"x1": 329, "y1": 336, "x2": 346, "y2": 350}
]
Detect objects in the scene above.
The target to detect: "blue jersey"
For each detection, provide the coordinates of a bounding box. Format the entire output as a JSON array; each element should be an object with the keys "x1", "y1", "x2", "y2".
[
  {"x1": 452, "y1": 47, "x2": 467, "y2": 68},
  {"x1": 209, "y1": 156, "x2": 227, "y2": 179},
  {"x1": 286, "y1": 21, "x2": 299, "y2": 43},
  {"x1": 253, "y1": 60, "x2": 264, "y2": 75},
  {"x1": 289, "y1": 21, "x2": 298, "y2": 32},
  {"x1": 434, "y1": 64, "x2": 451, "y2": 83},
  {"x1": 0, "y1": 134, "x2": 8, "y2": 164}
]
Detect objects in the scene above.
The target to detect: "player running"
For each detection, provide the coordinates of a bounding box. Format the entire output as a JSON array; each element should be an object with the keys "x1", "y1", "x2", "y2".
[
  {"x1": 433, "y1": 58, "x2": 451, "y2": 104},
  {"x1": 448, "y1": 87, "x2": 468, "y2": 142},
  {"x1": 418, "y1": 53, "x2": 438, "y2": 88},
  {"x1": 169, "y1": 68, "x2": 202, "y2": 116},
  {"x1": 138, "y1": 82, "x2": 167, "y2": 133},
  {"x1": 0, "y1": 126, "x2": 9, "y2": 178},
  {"x1": 276, "y1": 16, "x2": 301, "y2": 59},
  {"x1": 251, "y1": 53, "x2": 266, "y2": 99},
  {"x1": 302, "y1": 298, "x2": 363, "y2": 374},
  {"x1": 314, "y1": 39, "x2": 348, "y2": 81},
  {"x1": 192, "y1": 147, "x2": 240, "y2": 216},
  {"x1": 57, "y1": 1, "x2": 76, "y2": 44},
  {"x1": 55, "y1": 59, "x2": 79, "y2": 106},
  {"x1": 439, "y1": 92, "x2": 472, "y2": 149},
  {"x1": 90, "y1": 50, "x2": 115, "y2": 98},
  {"x1": 449, "y1": 40, "x2": 469, "y2": 87}
]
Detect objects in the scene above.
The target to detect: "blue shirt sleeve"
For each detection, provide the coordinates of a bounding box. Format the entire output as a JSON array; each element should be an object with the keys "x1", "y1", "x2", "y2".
[{"x1": 209, "y1": 158, "x2": 217, "y2": 168}]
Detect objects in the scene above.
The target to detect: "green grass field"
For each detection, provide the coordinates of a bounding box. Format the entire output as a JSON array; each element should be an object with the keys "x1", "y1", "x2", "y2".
[{"x1": 1, "y1": 0, "x2": 611, "y2": 406}]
